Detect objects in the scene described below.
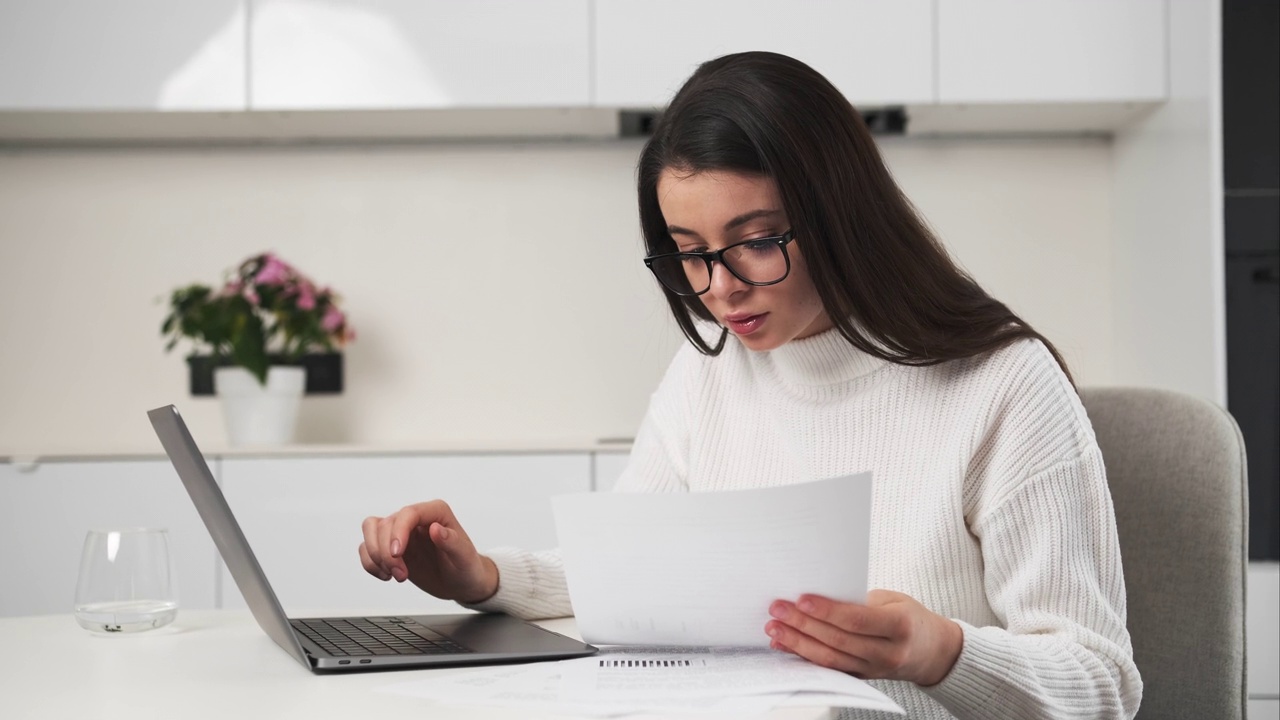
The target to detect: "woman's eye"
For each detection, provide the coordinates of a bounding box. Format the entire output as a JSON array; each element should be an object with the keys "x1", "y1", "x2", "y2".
[{"x1": 742, "y1": 238, "x2": 776, "y2": 252}]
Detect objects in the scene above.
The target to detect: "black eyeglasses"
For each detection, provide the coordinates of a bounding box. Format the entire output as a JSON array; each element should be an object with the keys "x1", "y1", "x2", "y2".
[{"x1": 643, "y1": 231, "x2": 795, "y2": 297}]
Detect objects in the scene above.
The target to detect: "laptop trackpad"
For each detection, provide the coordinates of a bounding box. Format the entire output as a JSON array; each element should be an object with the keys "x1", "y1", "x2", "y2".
[{"x1": 418, "y1": 614, "x2": 580, "y2": 653}]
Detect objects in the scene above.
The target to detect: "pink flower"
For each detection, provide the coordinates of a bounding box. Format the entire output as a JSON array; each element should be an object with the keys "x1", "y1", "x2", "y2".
[
  {"x1": 296, "y1": 282, "x2": 317, "y2": 311},
  {"x1": 243, "y1": 287, "x2": 260, "y2": 305},
  {"x1": 321, "y1": 305, "x2": 345, "y2": 333},
  {"x1": 255, "y1": 254, "x2": 292, "y2": 286}
]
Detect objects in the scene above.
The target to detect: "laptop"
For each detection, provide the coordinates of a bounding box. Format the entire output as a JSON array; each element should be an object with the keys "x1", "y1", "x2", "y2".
[{"x1": 147, "y1": 404, "x2": 598, "y2": 673}]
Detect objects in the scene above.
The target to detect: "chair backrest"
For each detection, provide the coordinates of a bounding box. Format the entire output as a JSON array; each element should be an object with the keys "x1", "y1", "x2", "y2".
[{"x1": 1080, "y1": 387, "x2": 1249, "y2": 719}]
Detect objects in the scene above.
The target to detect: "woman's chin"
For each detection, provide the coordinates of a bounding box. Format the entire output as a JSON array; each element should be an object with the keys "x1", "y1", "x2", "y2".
[{"x1": 735, "y1": 331, "x2": 785, "y2": 352}]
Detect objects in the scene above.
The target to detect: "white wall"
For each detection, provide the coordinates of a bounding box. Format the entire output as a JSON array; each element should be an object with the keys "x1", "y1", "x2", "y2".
[
  {"x1": 1111, "y1": 0, "x2": 1225, "y2": 405},
  {"x1": 0, "y1": 136, "x2": 1117, "y2": 453}
]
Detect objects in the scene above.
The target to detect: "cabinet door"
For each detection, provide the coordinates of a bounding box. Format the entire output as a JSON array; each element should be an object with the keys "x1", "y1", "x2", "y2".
[
  {"x1": 0, "y1": 0, "x2": 246, "y2": 110},
  {"x1": 250, "y1": 0, "x2": 591, "y2": 110},
  {"x1": 593, "y1": 450, "x2": 630, "y2": 493},
  {"x1": 1249, "y1": 562, "x2": 1280, "y2": 702},
  {"x1": 219, "y1": 454, "x2": 591, "y2": 614},
  {"x1": 594, "y1": 0, "x2": 934, "y2": 108},
  {"x1": 937, "y1": 0, "x2": 1167, "y2": 103},
  {"x1": 0, "y1": 460, "x2": 219, "y2": 617}
]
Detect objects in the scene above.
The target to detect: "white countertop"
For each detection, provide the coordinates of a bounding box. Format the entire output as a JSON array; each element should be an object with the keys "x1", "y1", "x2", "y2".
[{"x1": 0, "y1": 610, "x2": 830, "y2": 720}]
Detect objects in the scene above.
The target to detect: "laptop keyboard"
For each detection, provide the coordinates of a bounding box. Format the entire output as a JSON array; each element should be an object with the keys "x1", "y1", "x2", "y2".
[{"x1": 292, "y1": 617, "x2": 471, "y2": 657}]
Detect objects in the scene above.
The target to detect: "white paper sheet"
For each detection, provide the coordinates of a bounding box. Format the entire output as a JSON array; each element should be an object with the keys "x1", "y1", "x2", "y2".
[
  {"x1": 379, "y1": 645, "x2": 903, "y2": 717},
  {"x1": 552, "y1": 472, "x2": 873, "y2": 647},
  {"x1": 559, "y1": 646, "x2": 901, "y2": 713}
]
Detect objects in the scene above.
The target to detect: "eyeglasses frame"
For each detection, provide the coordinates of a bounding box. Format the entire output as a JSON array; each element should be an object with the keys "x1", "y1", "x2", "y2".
[{"x1": 643, "y1": 230, "x2": 796, "y2": 297}]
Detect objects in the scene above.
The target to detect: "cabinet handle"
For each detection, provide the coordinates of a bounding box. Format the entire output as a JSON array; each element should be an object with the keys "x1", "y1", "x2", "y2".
[
  {"x1": 1253, "y1": 266, "x2": 1279, "y2": 285},
  {"x1": 11, "y1": 457, "x2": 41, "y2": 473}
]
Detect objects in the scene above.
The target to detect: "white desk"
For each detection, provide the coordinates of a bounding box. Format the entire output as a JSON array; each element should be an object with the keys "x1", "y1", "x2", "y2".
[{"x1": 0, "y1": 610, "x2": 832, "y2": 720}]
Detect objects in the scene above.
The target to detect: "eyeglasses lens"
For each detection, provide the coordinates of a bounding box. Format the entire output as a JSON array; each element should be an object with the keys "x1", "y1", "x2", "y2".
[{"x1": 650, "y1": 239, "x2": 789, "y2": 296}]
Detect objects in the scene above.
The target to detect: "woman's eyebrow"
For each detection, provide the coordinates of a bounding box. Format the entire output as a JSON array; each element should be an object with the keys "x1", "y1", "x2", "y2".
[
  {"x1": 723, "y1": 209, "x2": 781, "y2": 230},
  {"x1": 667, "y1": 209, "x2": 782, "y2": 237}
]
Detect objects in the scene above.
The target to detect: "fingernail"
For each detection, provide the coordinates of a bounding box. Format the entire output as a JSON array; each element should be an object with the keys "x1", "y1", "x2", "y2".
[
  {"x1": 767, "y1": 625, "x2": 779, "y2": 638},
  {"x1": 768, "y1": 602, "x2": 787, "y2": 619},
  {"x1": 390, "y1": 539, "x2": 401, "y2": 556},
  {"x1": 798, "y1": 599, "x2": 815, "y2": 613}
]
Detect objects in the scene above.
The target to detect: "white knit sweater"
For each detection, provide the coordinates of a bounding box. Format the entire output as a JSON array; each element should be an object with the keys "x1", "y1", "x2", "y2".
[{"x1": 469, "y1": 328, "x2": 1143, "y2": 719}]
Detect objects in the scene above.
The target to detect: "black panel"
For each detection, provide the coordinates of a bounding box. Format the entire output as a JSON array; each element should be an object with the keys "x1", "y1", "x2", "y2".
[
  {"x1": 1223, "y1": 0, "x2": 1280, "y2": 191},
  {"x1": 186, "y1": 353, "x2": 344, "y2": 396},
  {"x1": 1225, "y1": 255, "x2": 1280, "y2": 560},
  {"x1": 1225, "y1": 194, "x2": 1280, "y2": 255},
  {"x1": 1224, "y1": 0, "x2": 1280, "y2": 561}
]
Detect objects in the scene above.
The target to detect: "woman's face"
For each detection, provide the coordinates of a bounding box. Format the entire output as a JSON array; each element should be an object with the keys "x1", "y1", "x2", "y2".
[{"x1": 656, "y1": 168, "x2": 833, "y2": 352}]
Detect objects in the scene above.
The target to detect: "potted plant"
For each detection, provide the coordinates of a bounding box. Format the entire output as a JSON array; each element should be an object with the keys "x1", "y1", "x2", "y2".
[{"x1": 161, "y1": 252, "x2": 355, "y2": 445}]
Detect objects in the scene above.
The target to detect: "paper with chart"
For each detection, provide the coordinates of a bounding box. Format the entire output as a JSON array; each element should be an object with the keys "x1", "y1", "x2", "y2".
[
  {"x1": 552, "y1": 472, "x2": 873, "y2": 647},
  {"x1": 379, "y1": 645, "x2": 903, "y2": 716},
  {"x1": 558, "y1": 645, "x2": 901, "y2": 713}
]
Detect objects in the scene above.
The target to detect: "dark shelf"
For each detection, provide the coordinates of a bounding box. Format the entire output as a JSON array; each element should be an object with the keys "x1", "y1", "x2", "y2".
[{"x1": 186, "y1": 353, "x2": 344, "y2": 396}]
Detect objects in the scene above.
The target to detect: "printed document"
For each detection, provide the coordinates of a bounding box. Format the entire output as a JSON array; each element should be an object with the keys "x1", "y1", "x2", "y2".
[
  {"x1": 552, "y1": 472, "x2": 873, "y2": 647},
  {"x1": 380, "y1": 645, "x2": 903, "y2": 717}
]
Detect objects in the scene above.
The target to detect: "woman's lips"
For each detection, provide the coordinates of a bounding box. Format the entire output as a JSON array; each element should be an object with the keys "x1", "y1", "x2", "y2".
[{"x1": 724, "y1": 313, "x2": 767, "y2": 336}]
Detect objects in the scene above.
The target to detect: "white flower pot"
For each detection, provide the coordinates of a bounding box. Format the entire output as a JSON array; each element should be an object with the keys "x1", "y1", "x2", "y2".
[{"x1": 213, "y1": 366, "x2": 306, "y2": 446}]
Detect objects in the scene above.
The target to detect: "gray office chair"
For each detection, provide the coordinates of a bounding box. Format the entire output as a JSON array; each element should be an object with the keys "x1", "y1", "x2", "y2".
[{"x1": 1080, "y1": 387, "x2": 1249, "y2": 719}]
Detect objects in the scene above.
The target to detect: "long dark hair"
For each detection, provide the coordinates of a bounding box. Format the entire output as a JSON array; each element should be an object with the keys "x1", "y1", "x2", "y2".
[{"x1": 637, "y1": 51, "x2": 1073, "y2": 384}]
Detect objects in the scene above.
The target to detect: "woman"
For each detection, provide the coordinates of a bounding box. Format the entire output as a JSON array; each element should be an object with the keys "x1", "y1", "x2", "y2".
[{"x1": 359, "y1": 52, "x2": 1142, "y2": 719}]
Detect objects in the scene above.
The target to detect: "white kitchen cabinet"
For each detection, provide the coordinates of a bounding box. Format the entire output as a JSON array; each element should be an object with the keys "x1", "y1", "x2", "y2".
[
  {"x1": 0, "y1": 460, "x2": 219, "y2": 617},
  {"x1": 218, "y1": 454, "x2": 590, "y2": 614},
  {"x1": 249, "y1": 0, "x2": 591, "y2": 110},
  {"x1": 594, "y1": 450, "x2": 630, "y2": 493},
  {"x1": 937, "y1": 0, "x2": 1167, "y2": 104},
  {"x1": 0, "y1": 0, "x2": 246, "y2": 110},
  {"x1": 1253, "y1": 700, "x2": 1280, "y2": 720},
  {"x1": 593, "y1": 0, "x2": 934, "y2": 108},
  {"x1": 1249, "y1": 562, "x2": 1280, "y2": 704}
]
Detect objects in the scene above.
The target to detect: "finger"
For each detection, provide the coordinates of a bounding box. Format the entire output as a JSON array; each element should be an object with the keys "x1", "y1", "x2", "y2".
[
  {"x1": 769, "y1": 600, "x2": 899, "y2": 662},
  {"x1": 389, "y1": 500, "x2": 457, "y2": 558},
  {"x1": 360, "y1": 516, "x2": 386, "y2": 567},
  {"x1": 793, "y1": 594, "x2": 908, "y2": 640},
  {"x1": 427, "y1": 521, "x2": 477, "y2": 567},
  {"x1": 765, "y1": 619, "x2": 868, "y2": 676},
  {"x1": 359, "y1": 543, "x2": 391, "y2": 581},
  {"x1": 376, "y1": 516, "x2": 408, "y2": 581}
]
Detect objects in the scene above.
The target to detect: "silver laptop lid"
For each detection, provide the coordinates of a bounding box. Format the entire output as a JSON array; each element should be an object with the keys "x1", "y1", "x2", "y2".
[{"x1": 147, "y1": 404, "x2": 311, "y2": 667}]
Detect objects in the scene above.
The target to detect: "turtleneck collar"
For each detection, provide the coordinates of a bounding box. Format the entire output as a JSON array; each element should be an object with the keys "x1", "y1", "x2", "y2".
[{"x1": 751, "y1": 325, "x2": 891, "y2": 388}]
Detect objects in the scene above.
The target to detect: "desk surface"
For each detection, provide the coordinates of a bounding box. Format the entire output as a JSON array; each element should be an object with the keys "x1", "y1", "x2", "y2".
[{"x1": 0, "y1": 610, "x2": 831, "y2": 720}]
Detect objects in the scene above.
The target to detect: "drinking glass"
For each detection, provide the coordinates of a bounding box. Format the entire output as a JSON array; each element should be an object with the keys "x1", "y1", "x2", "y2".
[{"x1": 74, "y1": 528, "x2": 178, "y2": 633}]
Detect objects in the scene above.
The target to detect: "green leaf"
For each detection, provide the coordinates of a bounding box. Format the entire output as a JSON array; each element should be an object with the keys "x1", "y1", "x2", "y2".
[{"x1": 230, "y1": 312, "x2": 269, "y2": 385}]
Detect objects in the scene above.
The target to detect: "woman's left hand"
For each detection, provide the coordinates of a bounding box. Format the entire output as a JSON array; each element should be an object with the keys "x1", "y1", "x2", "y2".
[{"x1": 765, "y1": 589, "x2": 964, "y2": 687}]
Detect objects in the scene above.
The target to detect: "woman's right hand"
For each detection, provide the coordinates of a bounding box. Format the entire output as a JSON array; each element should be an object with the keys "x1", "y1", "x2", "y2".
[{"x1": 359, "y1": 500, "x2": 499, "y2": 604}]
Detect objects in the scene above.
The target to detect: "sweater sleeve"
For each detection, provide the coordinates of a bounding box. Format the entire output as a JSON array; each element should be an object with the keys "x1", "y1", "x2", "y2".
[
  {"x1": 923, "y1": 449, "x2": 1143, "y2": 718},
  {"x1": 922, "y1": 344, "x2": 1143, "y2": 718},
  {"x1": 460, "y1": 547, "x2": 572, "y2": 620},
  {"x1": 462, "y1": 345, "x2": 696, "y2": 620}
]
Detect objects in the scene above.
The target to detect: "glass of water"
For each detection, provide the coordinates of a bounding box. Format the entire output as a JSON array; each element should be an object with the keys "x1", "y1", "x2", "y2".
[{"x1": 74, "y1": 528, "x2": 178, "y2": 633}]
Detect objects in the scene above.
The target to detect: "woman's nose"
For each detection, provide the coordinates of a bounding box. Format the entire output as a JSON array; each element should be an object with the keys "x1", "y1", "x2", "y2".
[{"x1": 705, "y1": 260, "x2": 748, "y2": 301}]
